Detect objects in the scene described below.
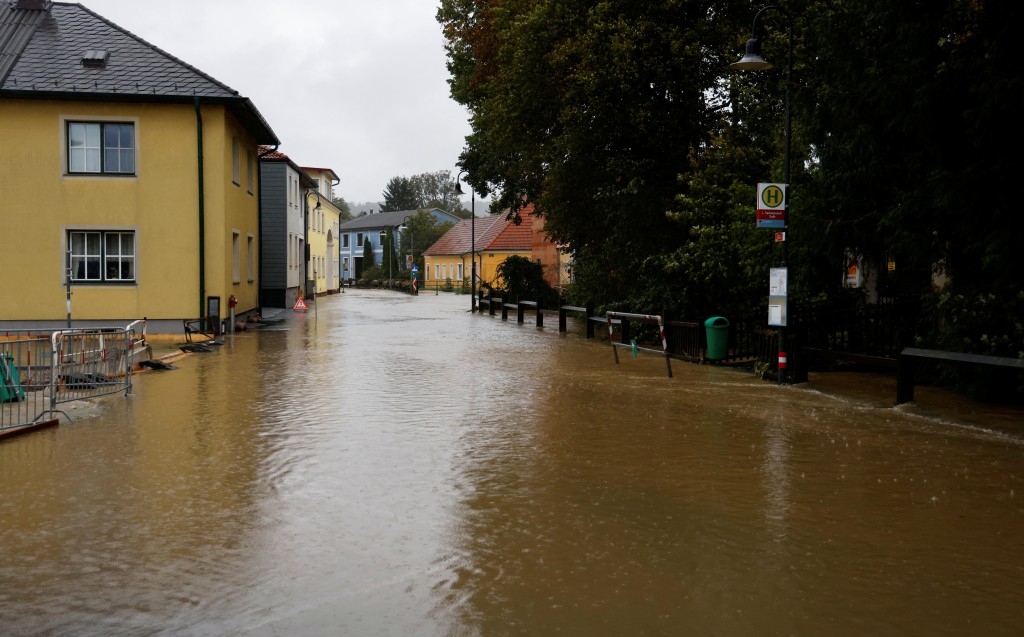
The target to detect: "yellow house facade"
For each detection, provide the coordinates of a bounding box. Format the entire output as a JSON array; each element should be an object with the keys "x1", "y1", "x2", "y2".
[
  {"x1": 303, "y1": 167, "x2": 342, "y2": 295},
  {"x1": 0, "y1": 2, "x2": 279, "y2": 332},
  {"x1": 423, "y1": 215, "x2": 533, "y2": 291}
]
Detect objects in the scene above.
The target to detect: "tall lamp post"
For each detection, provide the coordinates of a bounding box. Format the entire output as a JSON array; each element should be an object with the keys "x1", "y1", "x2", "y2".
[
  {"x1": 454, "y1": 171, "x2": 475, "y2": 312},
  {"x1": 731, "y1": 5, "x2": 792, "y2": 384},
  {"x1": 379, "y1": 229, "x2": 391, "y2": 287},
  {"x1": 399, "y1": 215, "x2": 417, "y2": 294}
]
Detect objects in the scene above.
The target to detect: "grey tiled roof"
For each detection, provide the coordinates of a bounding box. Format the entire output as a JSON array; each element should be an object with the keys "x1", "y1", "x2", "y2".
[
  {"x1": 341, "y1": 210, "x2": 431, "y2": 231},
  {"x1": 0, "y1": 1, "x2": 279, "y2": 143}
]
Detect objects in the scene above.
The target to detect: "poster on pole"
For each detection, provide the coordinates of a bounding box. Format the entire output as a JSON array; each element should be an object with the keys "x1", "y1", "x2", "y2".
[
  {"x1": 769, "y1": 267, "x2": 788, "y2": 296},
  {"x1": 768, "y1": 267, "x2": 788, "y2": 326},
  {"x1": 756, "y1": 182, "x2": 787, "y2": 229},
  {"x1": 768, "y1": 298, "x2": 788, "y2": 326}
]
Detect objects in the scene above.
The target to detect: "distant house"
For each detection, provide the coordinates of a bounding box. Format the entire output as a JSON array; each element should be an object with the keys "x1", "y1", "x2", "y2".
[
  {"x1": 0, "y1": 0, "x2": 279, "y2": 333},
  {"x1": 258, "y1": 148, "x2": 315, "y2": 308},
  {"x1": 302, "y1": 167, "x2": 341, "y2": 296},
  {"x1": 423, "y1": 206, "x2": 567, "y2": 293},
  {"x1": 339, "y1": 209, "x2": 460, "y2": 281},
  {"x1": 422, "y1": 214, "x2": 533, "y2": 291}
]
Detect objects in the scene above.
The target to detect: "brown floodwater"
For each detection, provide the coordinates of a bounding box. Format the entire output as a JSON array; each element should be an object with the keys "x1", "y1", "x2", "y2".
[{"x1": 1, "y1": 290, "x2": 1022, "y2": 636}]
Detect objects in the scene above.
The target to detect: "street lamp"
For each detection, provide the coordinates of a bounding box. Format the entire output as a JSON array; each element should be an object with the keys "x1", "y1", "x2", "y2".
[
  {"x1": 379, "y1": 229, "x2": 393, "y2": 287},
  {"x1": 399, "y1": 215, "x2": 417, "y2": 294},
  {"x1": 732, "y1": 5, "x2": 793, "y2": 384},
  {"x1": 454, "y1": 171, "x2": 475, "y2": 311}
]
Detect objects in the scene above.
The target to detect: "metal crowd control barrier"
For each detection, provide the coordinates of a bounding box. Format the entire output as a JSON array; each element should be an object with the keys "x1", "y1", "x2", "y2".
[
  {"x1": 606, "y1": 312, "x2": 673, "y2": 378},
  {"x1": 0, "y1": 321, "x2": 145, "y2": 433},
  {"x1": 1, "y1": 332, "x2": 55, "y2": 432},
  {"x1": 50, "y1": 327, "x2": 135, "y2": 414}
]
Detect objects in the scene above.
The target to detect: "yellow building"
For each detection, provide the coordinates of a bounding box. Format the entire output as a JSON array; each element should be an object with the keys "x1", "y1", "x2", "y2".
[
  {"x1": 422, "y1": 214, "x2": 533, "y2": 292},
  {"x1": 303, "y1": 167, "x2": 342, "y2": 295},
  {"x1": 0, "y1": 1, "x2": 279, "y2": 333}
]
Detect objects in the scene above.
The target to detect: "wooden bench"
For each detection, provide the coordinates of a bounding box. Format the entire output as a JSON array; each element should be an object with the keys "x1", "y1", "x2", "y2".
[{"x1": 897, "y1": 347, "x2": 1024, "y2": 404}]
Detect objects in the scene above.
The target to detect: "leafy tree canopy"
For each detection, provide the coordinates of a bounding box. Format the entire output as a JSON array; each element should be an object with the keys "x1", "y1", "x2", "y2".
[
  {"x1": 439, "y1": 0, "x2": 1023, "y2": 373},
  {"x1": 380, "y1": 170, "x2": 471, "y2": 217},
  {"x1": 332, "y1": 195, "x2": 354, "y2": 223},
  {"x1": 494, "y1": 255, "x2": 559, "y2": 306},
  {"x1": 381, "y1": 176, "x2": 420, "y2": 212}
]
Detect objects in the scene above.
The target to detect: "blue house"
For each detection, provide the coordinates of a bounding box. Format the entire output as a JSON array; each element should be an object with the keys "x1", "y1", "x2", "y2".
[{"x1": 339, "y1": 208, "x2": 460, "y2": 281}]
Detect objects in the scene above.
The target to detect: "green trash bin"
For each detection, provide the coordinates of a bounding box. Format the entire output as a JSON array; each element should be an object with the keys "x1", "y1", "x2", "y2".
[
  {"x1": 1, "y1": 353, "x2": 25, "y2": 403},
  {"x1": 704, "y1": 316, "x2": 730, "y2": 361}
]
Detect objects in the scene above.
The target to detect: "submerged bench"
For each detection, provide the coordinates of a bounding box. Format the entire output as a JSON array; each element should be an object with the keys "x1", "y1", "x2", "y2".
[{"x1": 897, "y1": 347, "x2": 1024, "y2": 404}]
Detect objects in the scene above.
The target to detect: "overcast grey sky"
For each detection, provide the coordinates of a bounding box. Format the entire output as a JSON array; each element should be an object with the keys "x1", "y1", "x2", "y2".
[{"x1": 83, "y1": 0, "x2": 473, "y2": 204}]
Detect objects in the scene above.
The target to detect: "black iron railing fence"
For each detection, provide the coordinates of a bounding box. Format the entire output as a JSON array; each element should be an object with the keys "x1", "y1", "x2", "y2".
[{"x1": 474, "y1": 290, "x2": 926, "y2": 380}]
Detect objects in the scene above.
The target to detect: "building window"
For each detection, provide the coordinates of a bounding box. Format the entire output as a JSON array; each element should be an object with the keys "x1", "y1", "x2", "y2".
[
  {"x1": 67, "y1": 122, "x2": 135, "y2": 175},
  {"x1": 247, "y1": 235, "x2": 255, "y2": 281},
  {"x1": 247, "y1": 150, "x2": 255, "y2": 194},
  {"x1": 232, "y1": 231, "x2": 241, "y2": 283},
  {"x1": 232, "y1": 136, "x2": 240, "y2": 185},
  {"x1": 435, "y1": 264, "x2": 440, "y2": 281},
  {"x1": 343, "y1": 234, "x2": 349, "y2": 248},
  {"x1": 68, "y1": 230, "x2": 135, "y2": 282},
  {"x1": 357, "y1": 233, "x2": 363, "y2": 246}
]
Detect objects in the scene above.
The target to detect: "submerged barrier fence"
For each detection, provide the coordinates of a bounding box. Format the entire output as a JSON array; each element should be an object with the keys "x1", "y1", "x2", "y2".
[{"x1": 1, "y1": 320, "x2": 145, "y2": 433}]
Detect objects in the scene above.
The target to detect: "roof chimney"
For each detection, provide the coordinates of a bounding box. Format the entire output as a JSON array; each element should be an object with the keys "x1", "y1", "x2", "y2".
[{"x1": 14, "y1": 0, "x2": 52, "y2": 10}]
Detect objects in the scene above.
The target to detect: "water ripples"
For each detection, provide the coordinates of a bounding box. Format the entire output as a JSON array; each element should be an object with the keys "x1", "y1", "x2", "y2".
[{"x1": 2, "y1": 291, "x2": 1023, "y2": 636}]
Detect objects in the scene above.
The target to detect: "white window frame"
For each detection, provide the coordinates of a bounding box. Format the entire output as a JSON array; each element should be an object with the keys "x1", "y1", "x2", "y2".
[{"x1": 65, "y1": 228, "x2": 137, "y2": 284}]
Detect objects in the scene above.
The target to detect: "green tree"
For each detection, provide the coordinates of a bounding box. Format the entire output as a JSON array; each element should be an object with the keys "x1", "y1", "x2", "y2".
[
  {"x1": 362, "y1": 236, "x2": 374, "y2": 269},
  {"x1": 381, "y1": 227, "x2": 400, "y2": 282},
  {"x1": 792, "y1": 0, "x2": 1022, "y2": 299},
  {"x1": 399, "y1": 211, "x2": 455, "y2": 273},
  {"x1": 381, "y1": 170, "x2": 471, "y2": 217},
  {"x1": 438, "y1": 0, "x2": 741, "y2": 315},
  {"x1": 440, "y1": 0, "x2": 1023, "y2": 397},
  {"x1": 412, "y1": 170, "x2": 470, "y2": 217},
  {"x1": 790, "y1": 0, "x2": 1022, "y2": 394},
  {"x1": 381, "y1": 176, "x2": 420, "y2": 212},
  {"x1": 332, "y1": 195, "x2": 354, "y2": 223},
  {"x1": 495, "y1": 255, "x2": 558, "y2": 306}
]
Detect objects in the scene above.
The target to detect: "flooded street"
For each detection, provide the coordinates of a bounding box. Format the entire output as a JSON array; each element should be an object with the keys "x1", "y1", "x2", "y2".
[{"x1": 1, "y1": 290, "x2": 1023, "y2": 636}]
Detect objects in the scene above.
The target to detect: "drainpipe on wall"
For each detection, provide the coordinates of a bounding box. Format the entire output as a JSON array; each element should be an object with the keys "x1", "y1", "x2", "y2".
[{"x1": 194, "y1": 97, "x2": 206, "y2": 319}]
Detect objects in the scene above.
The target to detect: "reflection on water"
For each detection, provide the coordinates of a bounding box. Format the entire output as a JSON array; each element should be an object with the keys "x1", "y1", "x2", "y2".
[{"x1": 1, "y1": 290, "x2": 1022, "y2": 636}]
